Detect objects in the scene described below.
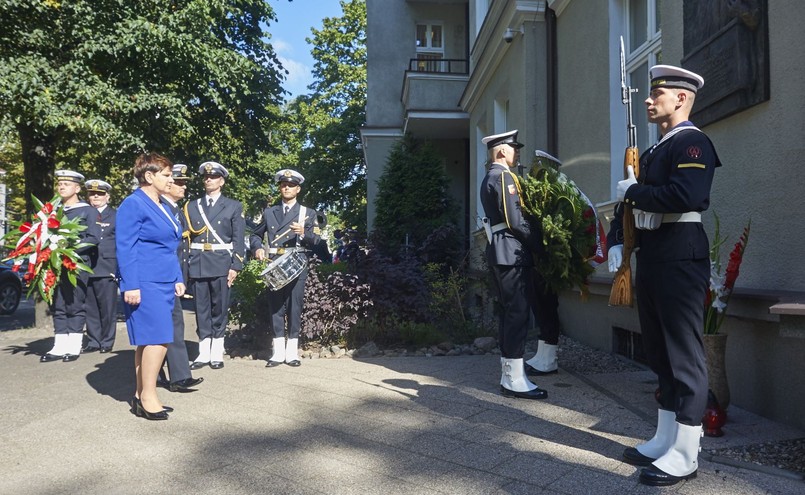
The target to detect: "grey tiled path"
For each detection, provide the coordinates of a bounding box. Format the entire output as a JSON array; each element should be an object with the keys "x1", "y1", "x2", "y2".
[{"x1": 1, "y1": 316, "x2": 803, "y2": 494}]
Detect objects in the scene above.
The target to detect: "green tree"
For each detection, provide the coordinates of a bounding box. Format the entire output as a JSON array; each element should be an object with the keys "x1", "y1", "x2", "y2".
[
  {"x1": 289, "y1": 0, "x2": 367, "y2": 230},
  {"x1": 0, "y1": 0, "x2": 286, "y2": 213},
  {"x1": 372, "y1": 135, "x2": 458, "y2": 255}
]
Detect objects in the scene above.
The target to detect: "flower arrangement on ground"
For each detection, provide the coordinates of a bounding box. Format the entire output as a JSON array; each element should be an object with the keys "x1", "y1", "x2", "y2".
[
  {"x1": 519, "y1": 155, "x2": 606, "y2": 297},
  {"x1": 704, "y1": 213, "x2": 751, "y2": 335},
  {"x1": 2, "y1": 195, "x2": 93, "y2": 304}
]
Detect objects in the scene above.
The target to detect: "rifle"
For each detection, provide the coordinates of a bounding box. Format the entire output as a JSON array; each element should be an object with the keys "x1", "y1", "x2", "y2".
[{"x1": 609, "y1": 36, "x2": 640, "y2": 307}]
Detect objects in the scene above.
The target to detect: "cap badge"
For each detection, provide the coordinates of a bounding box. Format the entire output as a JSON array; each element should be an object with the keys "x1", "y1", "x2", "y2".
[{"x1": 205, "y1": 163, "x2": 213, "y2": 173}]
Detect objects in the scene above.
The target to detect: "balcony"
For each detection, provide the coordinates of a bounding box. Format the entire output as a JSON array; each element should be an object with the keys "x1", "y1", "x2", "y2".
[{"x1": 401, "y1": 58, "x2": 469, "y2": 139}]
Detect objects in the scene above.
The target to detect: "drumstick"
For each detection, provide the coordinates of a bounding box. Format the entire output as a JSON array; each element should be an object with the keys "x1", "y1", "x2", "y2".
[{"x1": 271, "y1": 215, "x2": 311, "y2": 246}]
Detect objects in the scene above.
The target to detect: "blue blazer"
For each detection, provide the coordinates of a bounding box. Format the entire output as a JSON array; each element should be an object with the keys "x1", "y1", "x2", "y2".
[{"x1": 116, "y1": 188, "x2": 183, "y2": 292}]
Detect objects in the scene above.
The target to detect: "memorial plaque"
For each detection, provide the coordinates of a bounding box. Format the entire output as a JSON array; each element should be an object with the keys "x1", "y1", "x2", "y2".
[{"x1": 681, "y1": 0, "x2": 769, "y2": 127}]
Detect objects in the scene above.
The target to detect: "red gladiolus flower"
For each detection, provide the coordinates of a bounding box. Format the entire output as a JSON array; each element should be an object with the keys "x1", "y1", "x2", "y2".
[
  {"x1": 23, "y1": 271, "x2": 34, "y2": 282},
  {"x1": 40, "y1": 248, "x2": 52, "y2": 261},
  {"x1": 47, "y1": 217, "x2": 60, "y2": 229},
  {"x1": 62, "y1": 256, "x2": 77, "y2": 271},
  {"x1": 43, "y1": 202, "x2": 54, "y2": 214},
  {"x1": 44, "y1": 269, "x2": 57, "y2": 287}
]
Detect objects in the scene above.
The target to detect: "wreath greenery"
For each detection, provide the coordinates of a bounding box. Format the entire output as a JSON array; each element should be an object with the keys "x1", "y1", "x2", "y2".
[{"x1": 519, "y1": 157, "x2": 601, "y2": 297}]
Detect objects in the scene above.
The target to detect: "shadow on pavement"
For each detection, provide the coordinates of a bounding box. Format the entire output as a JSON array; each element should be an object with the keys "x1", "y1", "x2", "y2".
[{"x1": 86, "y1": 349, "x2": 136, "y2": 405}]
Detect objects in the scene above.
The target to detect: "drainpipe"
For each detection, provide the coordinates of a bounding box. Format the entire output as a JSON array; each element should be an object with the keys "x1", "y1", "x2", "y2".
[{"x1": 545, "y1": 7, "x2": 558, "y2": 157}]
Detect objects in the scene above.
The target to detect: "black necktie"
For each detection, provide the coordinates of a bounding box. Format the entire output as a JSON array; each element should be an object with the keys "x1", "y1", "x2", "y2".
[
  {"x1": 284, "y1": 205, "x2": 290, "y2": 216},
  {"x1": 208, "y1": 198, "x2": 214, "y2": 208}
]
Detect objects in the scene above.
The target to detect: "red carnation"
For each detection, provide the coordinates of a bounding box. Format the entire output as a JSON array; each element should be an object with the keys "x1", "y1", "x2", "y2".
[{"x1": 62, "y1": 256, "x2": 77, "y2": 271}]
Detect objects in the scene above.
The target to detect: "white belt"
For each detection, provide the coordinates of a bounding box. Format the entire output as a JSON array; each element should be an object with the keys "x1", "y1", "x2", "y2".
[
  {"x1": 662, "y1": 212, "x2": 701, "y2": 223},
  {"x1": 190, "y1": 242, "x2": 234, "y2": 251},
  {"x1": 490, "y1": 222, "x2": 507, "y2": 233}
]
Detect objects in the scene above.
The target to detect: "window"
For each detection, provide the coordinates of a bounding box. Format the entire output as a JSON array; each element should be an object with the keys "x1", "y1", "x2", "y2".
[
  {"x1": 625, "y1": 0, "x2": 662, "y2": 151},
  {"x1": 416, "y1": 22, "x2": 445, "y2": 71}
]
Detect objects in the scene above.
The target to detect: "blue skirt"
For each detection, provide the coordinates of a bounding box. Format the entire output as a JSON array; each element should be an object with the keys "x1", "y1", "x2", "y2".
[{"x1": 123, "y1": 281, "x2": 175, "y2": 346}]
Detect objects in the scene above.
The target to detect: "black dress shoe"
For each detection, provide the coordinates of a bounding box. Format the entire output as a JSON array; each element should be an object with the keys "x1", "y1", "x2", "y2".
[
  {"x1": 189, "y1": 361, "x2": 209, "y2": 370},
  {"x1": 209, "y1": 361, "x2": 224, "y2": 369},
  {"x1": 265, "y1": 360, "x2": 283, "y2": 368},
  {"x1": 286, "y1": 360, "x2": 301, "y2": 367},
  {"x1": 135, "y1": 400, "x2": 169, "y2": 421},
  {"x1": 156, "y1": 376, "x2": 171, "y2": 389},
  {"x1": 82, "y1": 346, "x2": 100, "y2": 353},
  {"x1": 639, "y1": 465, "x2": 697, "y2": 486},
  {"x1": 62, "y1": 354, "x2": 80, "y2": 362},
  {"x1": 623, "y1": 447, "x2": 656, "y2": 466},
  {"x1": 40, "y1": 353, "x2": 64, "y2": 363},
  {"x1": 500, "y1": 385, "x2": 549, "y2": 400},
  {"x1": 99, "y1": 347, "x2": 113, "y2": 354},
  {"x1": 525, "y1": 363, "x2": 559, "y2": 376},
  {"x1": 170, "y1": 377, "x2": 204, "y2": 392}
]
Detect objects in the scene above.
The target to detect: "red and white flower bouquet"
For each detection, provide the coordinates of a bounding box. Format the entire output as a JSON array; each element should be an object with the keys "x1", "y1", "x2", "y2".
[
  {"x1": 2, "y1": 195, "x2": 93, "y2": 304},
  {"x1": 704, "y1": 213, "x2": 751, "y2": 335}
]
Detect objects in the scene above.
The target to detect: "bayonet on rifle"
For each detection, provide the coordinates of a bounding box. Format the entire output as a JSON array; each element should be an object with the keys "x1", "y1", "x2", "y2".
[{"x1": 609, "y1": 36, "x2": 640, "y2": 307}]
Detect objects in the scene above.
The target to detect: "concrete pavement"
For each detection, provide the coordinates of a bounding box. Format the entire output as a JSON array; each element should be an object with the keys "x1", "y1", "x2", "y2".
[{"x1": 1, "y1": 307, "x2": 803, "y2": 494}]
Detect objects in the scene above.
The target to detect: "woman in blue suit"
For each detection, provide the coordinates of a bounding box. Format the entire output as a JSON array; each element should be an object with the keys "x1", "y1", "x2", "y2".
[{"x1": 117, "y1": 153, "x2": 185, "y2": 420}]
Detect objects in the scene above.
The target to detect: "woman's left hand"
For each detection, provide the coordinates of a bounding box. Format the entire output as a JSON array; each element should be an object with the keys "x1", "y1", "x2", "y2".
[{"x1": 175, "y1": 283, "x2": 186, "y2": 297}]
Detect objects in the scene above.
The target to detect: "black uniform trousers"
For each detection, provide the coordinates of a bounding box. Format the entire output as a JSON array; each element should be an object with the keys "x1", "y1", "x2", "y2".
[
  {"x1": 267, "y1": 267, "x2": 308, "y2": 339},
  {"x1": 532, "y1": 271, "x2": 560, "y2": 345},
  {"x1": 52, "y1": 272, "x2": 89, "y2": 334},
  {"x1": 165, "y1": 295, "x2": 192, "y2": 382},
  {"x1": 489, "y1": 264, "x2": 536, "y2": 359},
  {"x1": 636, "y1": 257, "x2": 709, "y2": 425},
  {"x1": 85, "y1": 277, "x2": 118, "y2": 349},
  {"x1": 192, "y1": 277, "x2": 230, "y2": 340}
]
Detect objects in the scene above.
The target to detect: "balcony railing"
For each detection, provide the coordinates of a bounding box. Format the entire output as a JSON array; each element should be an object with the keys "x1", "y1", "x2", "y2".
[{"x1": 408, "y1": 58, "x2": 468, "y2": 75}]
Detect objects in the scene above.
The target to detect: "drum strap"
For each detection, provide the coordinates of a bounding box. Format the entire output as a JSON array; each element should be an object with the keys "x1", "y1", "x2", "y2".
[
  {"x1": 197, "y1": 200, "x2": 232, "y2": 256},
  {"x1": 296, "y1": 206, "x2": 307, "y2": 247}
]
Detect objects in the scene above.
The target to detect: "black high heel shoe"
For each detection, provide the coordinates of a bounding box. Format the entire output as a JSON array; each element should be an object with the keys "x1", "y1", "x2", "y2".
[
  {"x1": 130, "y1": 397, "x2": 173, "y2": 414},
  {"x1": 135, "y1": 399, "x2": 169, "y2": 420}
]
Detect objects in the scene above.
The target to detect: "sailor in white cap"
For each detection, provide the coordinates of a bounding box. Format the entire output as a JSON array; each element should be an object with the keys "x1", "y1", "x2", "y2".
[
  {"x1": 479, "y1": 130, "x2": 548, "y2": 400},
  {"x1": 185, "y1": 161, "x2": 246, "y2": 371},
  {"x1": 607, "y1": 64, "x2": 721, "y2": 487},
  {"x1": 250, "y1": 168, "x2": 321, "y2": 367},
  {"x1": 41, "y1": 171, "x2": 101, "y2": 362},
  {"x1": 82, "y1": 179, "x2": 118, "y2": 354}
]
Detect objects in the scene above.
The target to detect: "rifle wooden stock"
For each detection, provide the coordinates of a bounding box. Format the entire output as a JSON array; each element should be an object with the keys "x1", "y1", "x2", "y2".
[{"x1": 609, "y1": 146, "x2": 640, "y2": 307}]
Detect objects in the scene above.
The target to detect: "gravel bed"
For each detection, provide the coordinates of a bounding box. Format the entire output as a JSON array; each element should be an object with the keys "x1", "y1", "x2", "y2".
[{"x1": 708, "y1": 438, "x2": 805, "y2": 476}]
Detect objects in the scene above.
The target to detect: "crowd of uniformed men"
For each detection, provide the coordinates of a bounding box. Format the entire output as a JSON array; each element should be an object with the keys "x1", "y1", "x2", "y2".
[{"x1": 38, "y1": 163, "x2": 325, "y2": 393}]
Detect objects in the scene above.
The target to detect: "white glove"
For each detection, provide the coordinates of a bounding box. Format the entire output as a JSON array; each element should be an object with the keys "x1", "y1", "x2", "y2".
[
  {"x1": 608, "y1": 245, "x2": 623, "y2": 273},
  {"x1": 616, "y1": 165, "x2": 637, "y2": 202},
  {"x1": 633, "y1": 209, "x2": 663, "y2": 230}
]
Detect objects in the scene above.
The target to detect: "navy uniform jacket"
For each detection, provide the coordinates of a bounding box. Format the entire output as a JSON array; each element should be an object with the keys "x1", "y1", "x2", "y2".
[
  {"x1": 480, "y1": 163, "x2": 541, "y2": 266},
  {"x1": 161, "y1": 197, "x2": 190, "y2": 284},
  {"x1": 64, "y1": 202, "x2": 101, "y2": 266},
  {"x1": 89, "y1": 206, "x2": 116, "y2": 278},
  {"x1": 607, "y1": 123, "x2": 721, "y2": 262},
  {"x1": 185, "y1": 195, "x2": 246, "y2": 278},
  {"x1": 249, "y1": 203, "x2": 319, "y2": 256}
]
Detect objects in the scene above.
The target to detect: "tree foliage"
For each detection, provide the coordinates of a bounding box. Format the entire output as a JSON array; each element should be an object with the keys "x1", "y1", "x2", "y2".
[
  {"x1": 286, "y1": 0, "x2": 367, "y2": 231},
  {"x1": 0, "y1": 0, "x2": 286, "y2": 212},
  {"x1": 372, "y1": 135, "x2": 458, "y2": 255}
]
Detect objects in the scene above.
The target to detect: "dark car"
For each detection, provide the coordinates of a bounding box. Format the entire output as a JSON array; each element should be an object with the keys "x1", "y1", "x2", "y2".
[{"x1": 0, "y1": 261, "x2": 23, "y2": 315}]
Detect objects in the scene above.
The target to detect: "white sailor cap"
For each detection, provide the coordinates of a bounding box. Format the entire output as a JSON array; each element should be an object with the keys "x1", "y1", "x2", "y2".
[
  {"x1": 172, "y1": 164, "x2": 190, "y2": 180},
  {"x1": 275, "y1": 169, "x2": 305, "y2": 185},
  {"x1": 55, "y1": 170, "x2": 85, "y2": 183},
  {"x1": 649, "y1": 65, "x2": 704, "y2": 93},
  {"x1": 481, "y1": 130, "x2": 524, "y2": 150},
  {"x1": 84, "y1": 179, "x2": 112, "y2": 193},
  {"x1": 199, "y1": 161, "x2": 229, "y2": 178}
]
